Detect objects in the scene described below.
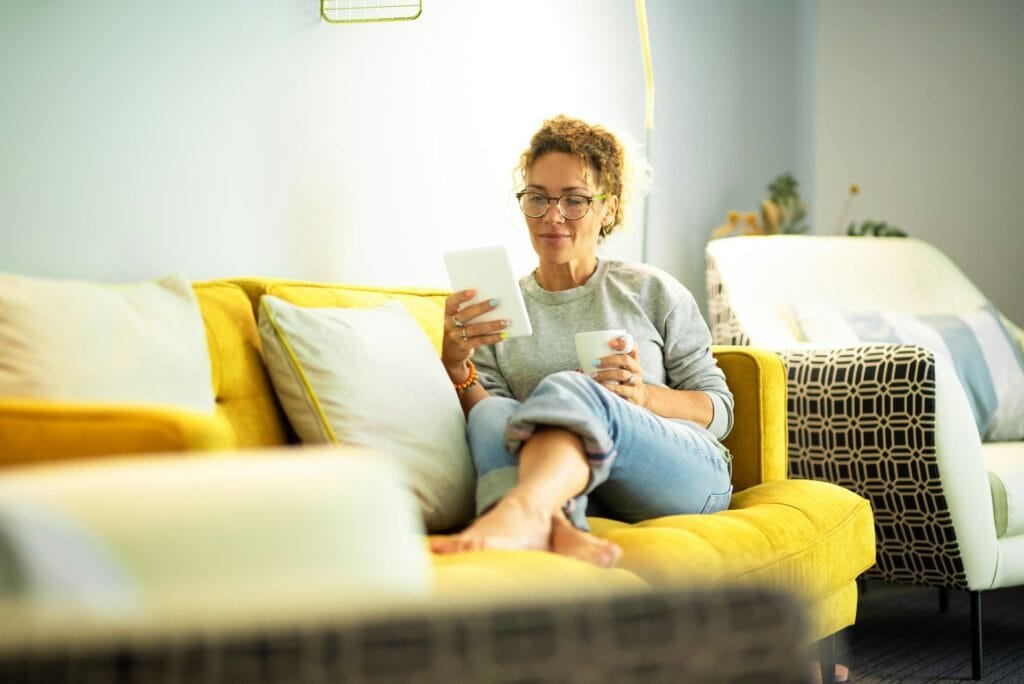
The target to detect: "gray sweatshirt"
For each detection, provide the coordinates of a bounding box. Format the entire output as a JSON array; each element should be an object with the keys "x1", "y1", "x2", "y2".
[{"x1": 472, "y1": 259, "x2": 734, "y2": 440}]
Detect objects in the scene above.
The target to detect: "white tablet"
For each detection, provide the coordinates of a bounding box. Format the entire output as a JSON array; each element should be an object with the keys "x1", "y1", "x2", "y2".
[{"x1": 443, "y1": 245, "x2": 533, "y2": 338}]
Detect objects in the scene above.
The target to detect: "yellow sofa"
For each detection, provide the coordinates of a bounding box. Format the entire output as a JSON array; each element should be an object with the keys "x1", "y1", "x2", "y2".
[{"x1": 0, "y1": 277, "x2": 875, "y2": 646}]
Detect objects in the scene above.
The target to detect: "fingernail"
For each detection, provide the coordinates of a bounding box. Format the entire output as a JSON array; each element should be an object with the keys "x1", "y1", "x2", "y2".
[
  {"x1": 465, "y1": 289, "x2": 475, "y2": 297},
  {"x1": 590, "y1": 372, "x2": 600, "y2": 379},
  {"x1": 500, "y1": 332, "x2": 509, "y2": 340},
  {"x1": 591, "y1": 359, "x2": 601, "y2": 367},
  {"x1": 489, "y1": 298, "x2": 500, "y2": 307},
  {"x1": 501, "y1": 319, "x2": 511, "y2": 326}
]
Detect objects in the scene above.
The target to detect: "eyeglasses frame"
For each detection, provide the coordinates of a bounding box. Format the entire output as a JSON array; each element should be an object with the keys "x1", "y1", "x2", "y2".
[{"x1": 515, "y1": 190, "x2": 609, "y2": 220}]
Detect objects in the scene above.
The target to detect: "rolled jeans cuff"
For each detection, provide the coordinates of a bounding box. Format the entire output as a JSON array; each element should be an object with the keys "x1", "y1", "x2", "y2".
[{"x1": 504, "y1": 415, "x2": 617, "y2": 494}]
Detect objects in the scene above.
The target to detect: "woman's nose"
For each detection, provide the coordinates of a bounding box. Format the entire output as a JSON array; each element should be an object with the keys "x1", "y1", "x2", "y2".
[{"x1": 543, "y1": 201, "x2": 564, "y2": 223}]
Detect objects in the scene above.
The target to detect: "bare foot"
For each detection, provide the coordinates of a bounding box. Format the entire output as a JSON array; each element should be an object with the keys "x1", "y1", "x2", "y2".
[
  {"x1": 429, "y1": 495, "x2": 551, "y2": 555},
  {"x1": 550, "y1": 513, "x2": 622, "y2": 568},
  {"x1": 429, "y1": 499, "x2": 622, "y2": 569}
]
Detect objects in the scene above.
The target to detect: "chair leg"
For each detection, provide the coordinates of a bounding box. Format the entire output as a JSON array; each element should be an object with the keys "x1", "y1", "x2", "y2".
[
  {"x1": 818, "y1": 633, "x2": 836, "y2": 684},
  {"x1": 938, "y1": 587, "x2": 949, "y2": 613},
  {"x1": 970, "y1": 590, "x2": 983, "y2": 680}
]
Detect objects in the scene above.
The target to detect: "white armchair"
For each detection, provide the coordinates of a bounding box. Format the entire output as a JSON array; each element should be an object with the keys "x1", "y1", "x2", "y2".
[{"x1": 705, "y1": 235, "x2": 1024, "y2": 680}]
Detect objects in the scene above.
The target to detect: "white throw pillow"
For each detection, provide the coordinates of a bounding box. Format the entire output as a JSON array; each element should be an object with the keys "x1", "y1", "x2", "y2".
[
  {"x1": 791, "y1": 303, "x2": 1024, "y2": 442},
  {"x1": 257, "y1": 295, "x2": 475, "y2": 532},
  {"x1": 0, "y1": 273, "x2": 214, "y2": 413}
]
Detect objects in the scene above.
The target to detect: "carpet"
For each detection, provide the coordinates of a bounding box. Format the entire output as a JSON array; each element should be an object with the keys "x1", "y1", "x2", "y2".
[{"x1": 843, "y1": 580, "x2": 1024, "y2": 682}]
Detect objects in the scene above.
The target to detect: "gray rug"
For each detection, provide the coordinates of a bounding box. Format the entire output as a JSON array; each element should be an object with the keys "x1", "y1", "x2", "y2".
[{"x1": 844, "y1": 580, "x2": 1024, "y2": 682}]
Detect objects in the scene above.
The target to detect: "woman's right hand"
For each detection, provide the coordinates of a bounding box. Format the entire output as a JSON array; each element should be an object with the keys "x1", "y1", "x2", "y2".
[{"x1": 442, "y1": 290, "x2": 509, "y2": 382}]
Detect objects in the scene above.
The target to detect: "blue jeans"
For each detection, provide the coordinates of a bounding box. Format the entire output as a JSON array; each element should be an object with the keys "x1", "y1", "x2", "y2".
[{"x1": 467, "y1": 371, "x2": 733, "y2": 531}]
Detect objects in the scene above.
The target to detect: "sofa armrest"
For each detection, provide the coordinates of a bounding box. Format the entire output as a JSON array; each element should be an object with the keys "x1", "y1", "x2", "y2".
[
  {"x1": 779, "y1": 343, "x2": 997, "y2": 589},
  {"x1": 712, "y1": 346, "x2": 788, "y2": 491},
  {"x1": 0, "y1": 399, "x2": 237, "y2": 467}
]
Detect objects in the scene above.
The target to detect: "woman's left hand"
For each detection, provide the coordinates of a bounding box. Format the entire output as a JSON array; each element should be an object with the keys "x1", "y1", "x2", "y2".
[{"x1": 591, "y1": 337, "x2": 650, "y2": 408}]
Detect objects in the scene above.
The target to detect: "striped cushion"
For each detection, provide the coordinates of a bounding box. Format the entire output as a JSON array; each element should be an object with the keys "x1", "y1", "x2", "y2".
[{"x1": 791, "y1": 303, "x2": 1024, "y2": 442}]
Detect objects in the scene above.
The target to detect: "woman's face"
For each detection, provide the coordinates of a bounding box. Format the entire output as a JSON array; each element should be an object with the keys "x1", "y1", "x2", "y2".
[{"x1": 522, "y1": 152, "x2": 615, "y2": 268}]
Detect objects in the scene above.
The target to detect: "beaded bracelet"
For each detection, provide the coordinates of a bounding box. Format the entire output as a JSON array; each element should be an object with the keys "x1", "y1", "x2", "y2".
[{"x1": 453, "y1": 360, "x2": 478, "y2": 395}]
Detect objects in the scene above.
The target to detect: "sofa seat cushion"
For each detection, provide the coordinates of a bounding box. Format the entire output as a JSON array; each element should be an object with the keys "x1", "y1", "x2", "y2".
[
  {"x1": 985, "y1": 442, "x2": 1024, "y2": 537},
  {"x1": 588, "y1": 479, "x2": 874, "y2": 601},
  {"x1": 430, "y1": 549, "x2": 648, "y2": 601},
  {"x1": 429, "y1": 480, "x2": 872, "y2": 610}
]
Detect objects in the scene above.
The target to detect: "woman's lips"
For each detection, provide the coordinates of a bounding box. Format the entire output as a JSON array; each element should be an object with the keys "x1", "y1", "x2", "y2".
[{"x1": 540, "y1": 233, "x2": 571, "y2": 243}]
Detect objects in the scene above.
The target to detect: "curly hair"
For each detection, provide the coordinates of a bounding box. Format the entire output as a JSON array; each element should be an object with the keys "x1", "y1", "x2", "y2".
[{"x1": 516, "y1": 115, "x2": 627, "y2": 240}]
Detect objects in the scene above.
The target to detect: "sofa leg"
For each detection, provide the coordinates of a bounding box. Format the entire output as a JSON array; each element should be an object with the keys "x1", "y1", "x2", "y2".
[
  {"x1": 938, "y1": 587, "x2": 949, "y2": 613},
  {"x1": 818, "y1": 633, "x2": 836, "y2": 684},
  {"x1": 970, "y1": 590, "x2": 983, "y2": 680}
]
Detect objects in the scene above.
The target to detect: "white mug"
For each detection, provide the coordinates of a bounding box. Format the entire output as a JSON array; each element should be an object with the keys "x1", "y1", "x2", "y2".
[{"x1": 575, "y1": 329, "x2": 635, "y2": 372}]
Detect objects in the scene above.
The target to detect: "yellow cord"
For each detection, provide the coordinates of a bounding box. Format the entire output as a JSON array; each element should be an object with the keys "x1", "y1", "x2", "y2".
[{"x1": 635, "y1": 0, "x2": 655, "y2": 130}]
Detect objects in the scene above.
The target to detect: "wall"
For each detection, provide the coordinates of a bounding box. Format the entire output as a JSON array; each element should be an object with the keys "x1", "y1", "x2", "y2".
[
  {"x1": 813, "y1": 0, "x2": 1024, "y2": 322},
  {"x1": 645, "y1": 0, "x2": 811, "y2": 310},
  {"x1": 0, "y1": 1, "x2": 644, "y2": 287},
  {"x1": 0, "y1": 0, "x2": 806, "y2": 311}
]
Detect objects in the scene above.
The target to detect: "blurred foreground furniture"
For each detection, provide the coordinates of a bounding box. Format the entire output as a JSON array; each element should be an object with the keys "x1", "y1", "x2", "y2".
[
  {"x1": 706, "y1": 235, "x2": 1024, "y2": 679},
  {"x1": 0, "y1": 589, "x2": 807, "y2": 684},
  {"x1": 0, "y1": 448, "x2": 810, "y2": 684},
  {"x1": 0, "y1": 276, "x2": 874, "y2": 675}
]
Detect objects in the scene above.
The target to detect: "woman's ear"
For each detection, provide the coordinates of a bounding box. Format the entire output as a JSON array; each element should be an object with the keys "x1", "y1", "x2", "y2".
[{"x1": 604, "y1": 194, "x2": 620, "y2": 227}]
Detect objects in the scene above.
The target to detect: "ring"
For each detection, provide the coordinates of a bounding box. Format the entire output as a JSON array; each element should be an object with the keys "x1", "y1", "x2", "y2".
[
  {"x1": 452, "y1": 316, "x2": 464, "y2": 329},
  {"x1": 460, "y1": 329, "x2": 468, "y2": 341}
]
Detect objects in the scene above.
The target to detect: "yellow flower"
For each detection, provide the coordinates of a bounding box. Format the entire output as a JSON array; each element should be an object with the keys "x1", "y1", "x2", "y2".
[
  {"x1": 850, "y1": 183, "x2": 860, "y2": 195},
  {"x1": 761, "y1": 199, "x2": 780, "y2": 231},
  {"x1": 727, "y1": 210, "x2": 741, "y2": 223}
]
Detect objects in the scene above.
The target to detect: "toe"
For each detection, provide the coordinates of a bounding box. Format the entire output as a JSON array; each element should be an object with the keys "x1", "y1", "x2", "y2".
[
  {"x1": 429, "y1": 536, "x2": 457, "y2": 554},
  {"x1": 602, "y1": 541, "x2": 623, "y2": 568}
]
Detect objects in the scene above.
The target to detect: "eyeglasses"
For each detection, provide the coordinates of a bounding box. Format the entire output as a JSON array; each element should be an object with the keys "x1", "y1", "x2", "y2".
[{"x1": 515, "y1": 191, "x2": 608, "y2": 220}]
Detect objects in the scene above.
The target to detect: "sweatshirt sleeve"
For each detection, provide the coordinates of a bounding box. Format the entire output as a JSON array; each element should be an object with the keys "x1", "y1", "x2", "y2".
[
  {"x1": 661, "y1": 287, "x2": 735, "y2": 440},
  {"x1": 471, "y1": 343, "x2": 512, "y2": 399}
]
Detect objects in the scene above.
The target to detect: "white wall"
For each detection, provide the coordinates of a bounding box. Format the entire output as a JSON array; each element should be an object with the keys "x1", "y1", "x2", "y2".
[
  {"x1": 0, "y1": 1, "x2": 645, "y2": 286},
  {"x1": 0, "y1": 1, "x2": 807, "y2": 311},
  {"x1": 813, "y1": 0, "x2": 1024, "y2": 323}
]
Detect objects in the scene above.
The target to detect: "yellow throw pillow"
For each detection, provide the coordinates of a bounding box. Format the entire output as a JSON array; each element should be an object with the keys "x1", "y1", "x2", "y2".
[
  {"x1": 257, "y1": 295, "x2": 475, "y2": 532},
  {"x1": 0, "y1": 273, "x2": 214, "y2": 413}
]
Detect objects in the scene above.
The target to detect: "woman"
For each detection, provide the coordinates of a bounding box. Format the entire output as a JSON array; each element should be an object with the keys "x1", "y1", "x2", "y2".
[{"x1": 431, "y1": 115, "x2": 734, "y2": 568}]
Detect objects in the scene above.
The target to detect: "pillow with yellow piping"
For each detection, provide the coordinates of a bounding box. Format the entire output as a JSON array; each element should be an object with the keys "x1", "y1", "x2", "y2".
[
  {"x1": 0, "y1": 273, "x2": 214, "y2": 413},
  {"x1": 256, "y1": 295, "x2": 474, "y2": 532}
]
